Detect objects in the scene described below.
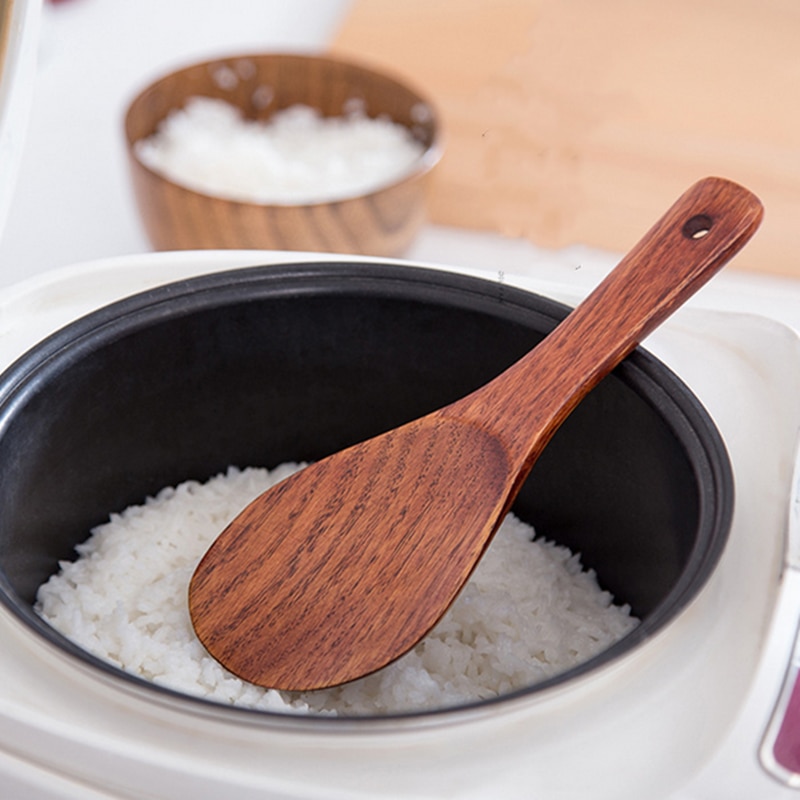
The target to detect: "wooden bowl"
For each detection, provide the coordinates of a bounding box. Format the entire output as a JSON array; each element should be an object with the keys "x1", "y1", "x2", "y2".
[{"x1": 124, "y1": 53, "x2": 441, "y2": 256}]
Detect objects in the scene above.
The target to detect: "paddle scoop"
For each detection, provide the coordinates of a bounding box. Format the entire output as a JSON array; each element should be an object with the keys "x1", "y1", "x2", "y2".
[{"x1": 189, "y1": 177, "x2": 763, "y2": 691}]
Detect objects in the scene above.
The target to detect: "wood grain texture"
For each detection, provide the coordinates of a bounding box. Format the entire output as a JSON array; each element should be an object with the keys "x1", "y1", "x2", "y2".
[
  {"x1": 124, "y1": 53, "x2": 441, "y2": 257},
  {"x1": 189, "y1": 178, "x2": 762, "y2": 691},
  {"x1": 334, "y1": 0, "x2": 798, "y2": 275}
]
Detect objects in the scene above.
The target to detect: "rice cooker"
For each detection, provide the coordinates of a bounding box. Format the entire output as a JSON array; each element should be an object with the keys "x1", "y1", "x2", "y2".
[{"x1": 0, "y1": 248, "x2": 795, "y2": 800}]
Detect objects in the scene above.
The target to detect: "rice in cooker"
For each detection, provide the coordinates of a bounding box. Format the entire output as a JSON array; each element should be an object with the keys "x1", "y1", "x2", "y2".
[{"x1": 35, "y1": 464, "x2": 638, "y2": 715}]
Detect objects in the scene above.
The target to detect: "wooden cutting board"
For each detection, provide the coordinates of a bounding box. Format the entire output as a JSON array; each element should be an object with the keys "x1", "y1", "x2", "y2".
[{"x1": 333, "y1": 0, "x2": 800, "y2": 276}]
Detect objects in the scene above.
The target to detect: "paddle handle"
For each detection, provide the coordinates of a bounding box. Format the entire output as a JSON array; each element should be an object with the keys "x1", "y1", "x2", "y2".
[{"x1": 446, "y1": 177, "x2": 763, "y2": 471}]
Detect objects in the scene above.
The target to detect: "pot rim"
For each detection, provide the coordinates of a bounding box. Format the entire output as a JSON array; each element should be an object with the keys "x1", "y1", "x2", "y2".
[{"x1": 0, "y1": 261, "x2": 734, "y2": 728}]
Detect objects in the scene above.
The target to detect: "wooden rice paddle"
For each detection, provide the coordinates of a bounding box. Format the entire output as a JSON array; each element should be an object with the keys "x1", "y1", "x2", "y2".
[{"x1": 189, "y1": 177, "x2": 763, "y2": 691}]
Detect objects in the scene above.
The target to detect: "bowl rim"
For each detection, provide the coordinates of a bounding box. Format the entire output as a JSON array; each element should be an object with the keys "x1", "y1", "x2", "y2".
[
  {"x1": 0, "y1": 261, "x2": 734, "y2": 729},
  {"x1": 123, "y1": 51, "x2": 444, "y2": 209}
]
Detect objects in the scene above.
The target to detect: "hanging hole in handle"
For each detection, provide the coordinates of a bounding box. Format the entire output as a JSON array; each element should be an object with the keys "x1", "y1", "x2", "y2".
[{"x1": 683, "y1": 214, "x2": 713, "y2": 240}]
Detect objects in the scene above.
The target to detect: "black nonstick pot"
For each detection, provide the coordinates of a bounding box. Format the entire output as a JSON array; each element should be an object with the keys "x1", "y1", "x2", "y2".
[{"x1": 0, "y1": 261, "x2": 732, "y2": 720}]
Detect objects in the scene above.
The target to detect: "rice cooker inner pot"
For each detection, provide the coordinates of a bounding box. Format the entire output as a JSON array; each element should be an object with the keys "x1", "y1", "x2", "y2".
[{"x1": 0, "y1": 262, "x2": 732, "y2": 719}]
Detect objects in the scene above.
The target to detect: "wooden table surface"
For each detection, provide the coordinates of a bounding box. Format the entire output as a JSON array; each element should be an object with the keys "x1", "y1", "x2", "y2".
[{"x1": 334, "y1": 0, "x2": 800, "y2": 276}]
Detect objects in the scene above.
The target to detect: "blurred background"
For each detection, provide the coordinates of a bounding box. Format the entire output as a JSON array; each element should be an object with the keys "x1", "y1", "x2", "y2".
[{"x1": 3, "y1": 0, "x2": 800, "y2": 311}]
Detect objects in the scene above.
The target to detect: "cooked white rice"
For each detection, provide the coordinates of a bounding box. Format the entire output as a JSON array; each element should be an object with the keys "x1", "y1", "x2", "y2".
[
  {"x1": 134, "y1": 98, "x2": 426, "y2": 204},
  {"x1": 35, "y1": 464, "x2": 638, "y2": 715}
]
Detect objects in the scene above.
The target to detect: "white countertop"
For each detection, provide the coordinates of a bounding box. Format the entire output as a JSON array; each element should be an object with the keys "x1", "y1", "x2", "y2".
[{"x1": 4, "y1": 0, "x2": 800, "y2": 328}]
